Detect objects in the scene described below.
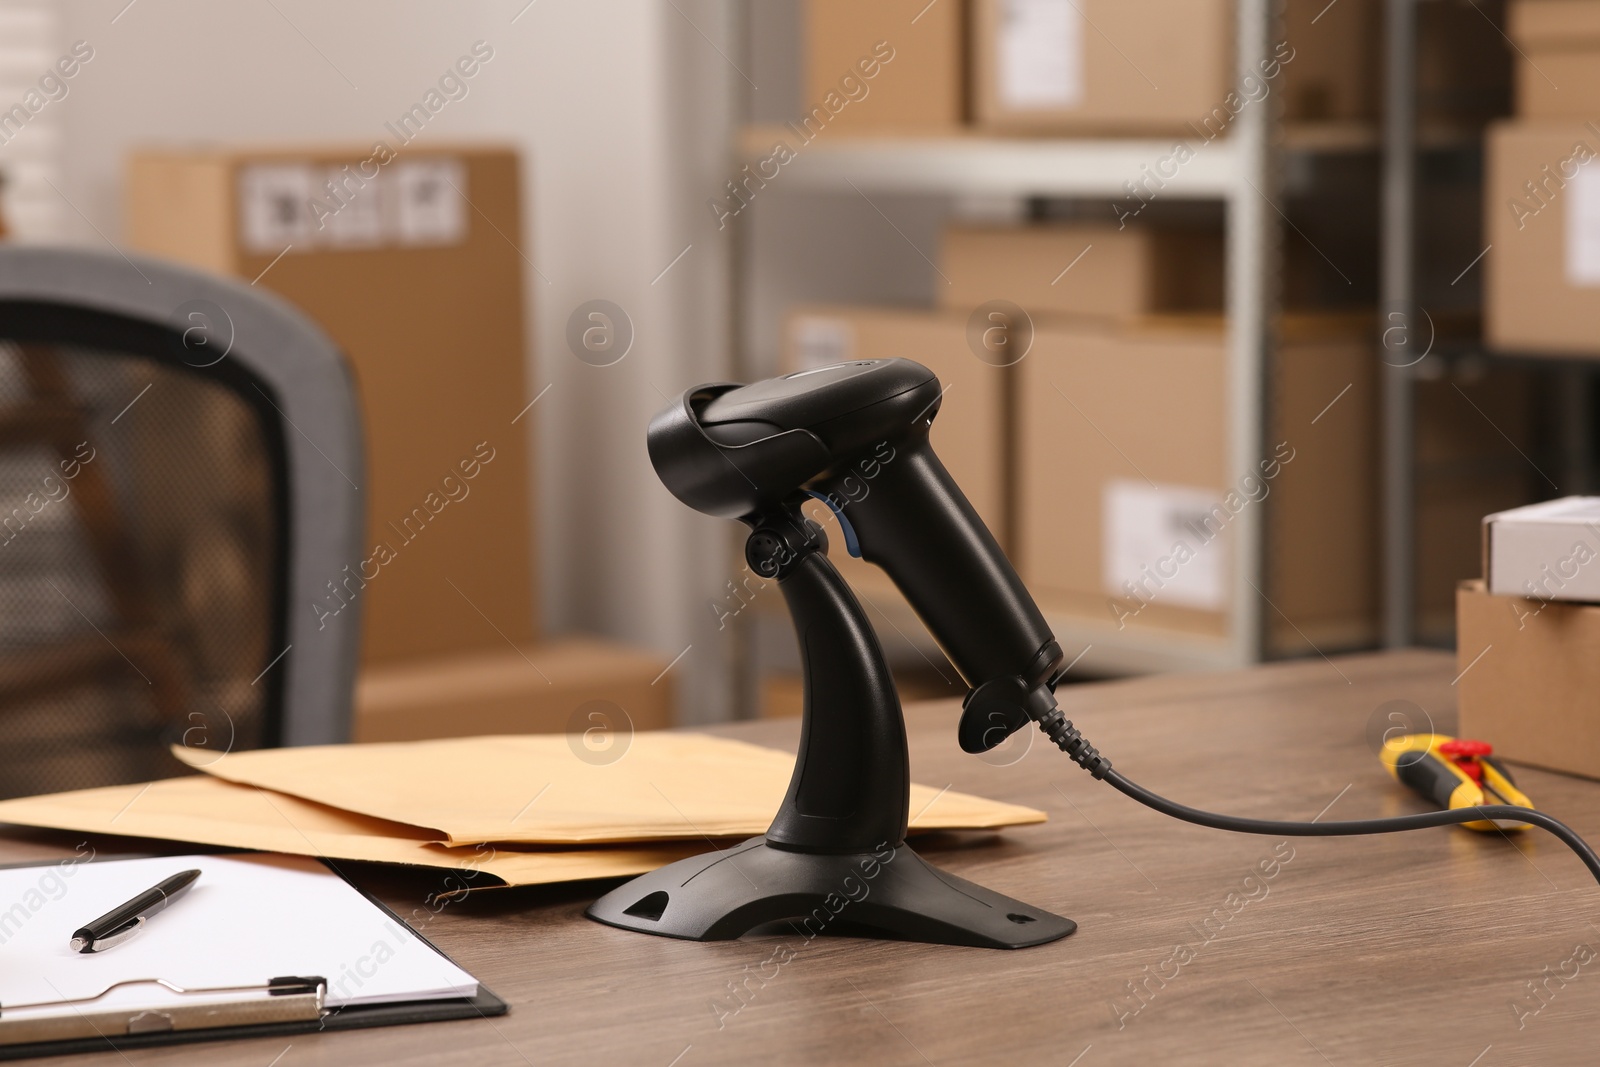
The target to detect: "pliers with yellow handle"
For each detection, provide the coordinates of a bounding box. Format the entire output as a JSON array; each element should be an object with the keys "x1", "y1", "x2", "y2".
[{"x1": 1379, "y1": 734, "x2": 1536, "y2": 832}]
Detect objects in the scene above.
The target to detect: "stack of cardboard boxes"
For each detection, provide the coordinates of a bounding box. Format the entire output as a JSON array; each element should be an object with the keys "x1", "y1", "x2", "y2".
[
  {"x1": 801, "y1": 0, "x2": 1503, "y2": 137},
  {"x1": 1458, "y1": 499, "x2": 1600, "y2": 781},
  {"x1": 1018, "y1": 308, "x2": 1377, "y2": 652},
  {"x1": 803, "y1": 0, "x2": 1368, "y2": 134},
  {"x1": 1486, "y1": 0, "x2": 1600, "y2": 355},
  {"x1": 126, "y1": 146, "x2": 673, "y2": 741},
  {"x1": 782, "y1": 223, "x2": 1382, "y2": 656},
  {"x1": 781, "y1": 2, "x2": 1529, "y2": 662}
]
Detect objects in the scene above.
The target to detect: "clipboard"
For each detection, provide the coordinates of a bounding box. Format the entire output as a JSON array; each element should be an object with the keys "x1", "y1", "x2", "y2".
[{"x1": 0, "y1": 852, "x2": 507, "y2": 1062}]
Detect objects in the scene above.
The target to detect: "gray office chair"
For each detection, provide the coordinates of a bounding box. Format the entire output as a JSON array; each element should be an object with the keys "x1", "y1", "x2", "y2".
[{"x1": 0, "y1": 246, "x2": 364, "y2": 799}]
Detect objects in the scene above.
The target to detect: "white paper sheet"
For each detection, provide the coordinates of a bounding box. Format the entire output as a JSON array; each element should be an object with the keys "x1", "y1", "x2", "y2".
[
  {"x1": 1103, "y1": 479, "x2": 1227, "y2": 611},
  {"x1": 319, "y1": 165, "x2": 386, "y2": 248},
  {"x1": 1566, "y1": 165, "x2": 1600, "y2": 287},
  {"x1": 393, "y1": 160, "x2": 467, "y2": 246},
  {"x1": 0, "y1": 854, "x2": 476, "y2": 1017},
  {"x1": 238, "y1": 164, "x2": 317, "y2": 253},
  {"x1": 998, "y1": 0, "x2": 1084, "y2": 109}
]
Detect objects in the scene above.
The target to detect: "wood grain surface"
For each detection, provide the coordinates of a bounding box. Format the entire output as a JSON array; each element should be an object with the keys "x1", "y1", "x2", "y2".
[{"x1": 5, "y1": 650, "x2": 1599, "y2": 1066}]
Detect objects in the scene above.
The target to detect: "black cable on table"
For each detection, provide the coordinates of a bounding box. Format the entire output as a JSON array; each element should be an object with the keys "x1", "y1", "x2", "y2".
[{"x1": 1031, "y1": 703, "x2": 1600, "y2": 887}]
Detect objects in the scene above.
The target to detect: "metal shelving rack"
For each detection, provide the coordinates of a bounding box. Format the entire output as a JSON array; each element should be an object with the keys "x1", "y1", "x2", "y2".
[{"x1": 731, "y1": 0, "x2": 1283, "y2": 682}]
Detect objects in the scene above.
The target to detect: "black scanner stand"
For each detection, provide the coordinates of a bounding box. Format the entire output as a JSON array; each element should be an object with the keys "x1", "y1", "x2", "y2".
[{"x1": 587, "y1": 522, "x2": 1075, "y2": 949}]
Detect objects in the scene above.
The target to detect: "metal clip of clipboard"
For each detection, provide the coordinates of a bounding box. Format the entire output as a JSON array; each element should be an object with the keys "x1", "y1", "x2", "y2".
[{"x1": 0, "y1": 975, "x2": 326, "y2": 1047}]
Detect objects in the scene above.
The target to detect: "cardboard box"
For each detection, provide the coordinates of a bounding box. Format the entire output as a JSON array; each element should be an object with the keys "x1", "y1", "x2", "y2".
[
  {"x1": 1016, "y1": 315, "x2": 1378, "y2": 650},
  {"x1": 1457, "y1": 579, "x2": 1600, "y2": 780},
  {"x1": 1509, "y1": 0, "x2": 1600, "y2": 117},
  {"x1": 783, "y1": 306, "x2": 1009, "y2": 615},
  {"x1": 1281, "y1": 0, "x2": 1380, "y2": 122},
  {"x1": 353, "y1": 638, "x2": 672, "y2": 742},
  {"x1": 939, "y1": 224, "x2": 1224, "y2": 319},
  {"x1": 971, "y1": 0, "x2": 1233, "y2": 134},
  {"x1": 126, "y1": 146, "x2": 540, "y2": 664},
  {"x1": 1484, "y1": 120, "x2": 1600, "y2": 357},
  {"x1": 1483, "y1": 497, "x2": 1600, "y2": 601},
  {"x1": 802, "y1": 0, "x2": 966, "y2": 134}
]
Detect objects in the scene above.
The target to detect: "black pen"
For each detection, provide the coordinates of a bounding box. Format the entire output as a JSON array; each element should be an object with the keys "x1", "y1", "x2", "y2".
[{"x1": 69, "y1": 869, "x2": 201, "y2": 953}]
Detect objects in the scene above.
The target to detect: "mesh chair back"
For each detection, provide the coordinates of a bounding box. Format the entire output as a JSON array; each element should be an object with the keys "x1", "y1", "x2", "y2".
[{"x1": 0, "y1": 250, "x2": 363, "y2": 798}]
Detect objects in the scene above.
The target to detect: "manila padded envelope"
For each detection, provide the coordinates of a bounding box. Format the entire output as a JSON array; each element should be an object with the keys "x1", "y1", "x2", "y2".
[
  {"x1": 172, "y1": 732, "x2": 1048, "y2": 846},
  {"x1": 0, "y1": 775, "x2": 699, "y2": 889}
]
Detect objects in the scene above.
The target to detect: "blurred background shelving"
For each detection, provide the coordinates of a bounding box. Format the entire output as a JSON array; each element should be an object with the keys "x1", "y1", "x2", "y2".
[
  {"x1": 727, "y1": 0, "x2": 1592, "y2": 715},
  {"x1": 3, "y1": 0, "x2": 1595, "y2": 745}
]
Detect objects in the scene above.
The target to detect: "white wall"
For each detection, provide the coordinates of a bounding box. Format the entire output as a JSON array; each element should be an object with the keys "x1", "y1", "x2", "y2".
[{"x1": 35, "y1": 0, "x2": 741, "y2": 721}]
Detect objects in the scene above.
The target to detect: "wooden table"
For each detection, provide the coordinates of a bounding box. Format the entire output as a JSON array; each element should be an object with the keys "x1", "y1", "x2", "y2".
[{"x1": 6, "y1": 651, "x2": 1599, "y2": 1066}]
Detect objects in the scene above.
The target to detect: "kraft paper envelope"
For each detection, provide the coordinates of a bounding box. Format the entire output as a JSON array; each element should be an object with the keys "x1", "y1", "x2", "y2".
[
  {"x1": 0, "y1": 774, "x2": 699, "y2": 889},
  {"x1": 173, "y1": 732, "x2": 1048, "y2": 846}
]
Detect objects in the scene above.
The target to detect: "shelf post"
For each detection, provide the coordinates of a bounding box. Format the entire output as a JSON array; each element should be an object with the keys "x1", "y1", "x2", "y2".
[
  {"x1": 1227, "y1": 0, "x2": 1279, "y2": 664},
  {"x1": 1380, "y1": 0, "x2": 1419, "y2": 648}
]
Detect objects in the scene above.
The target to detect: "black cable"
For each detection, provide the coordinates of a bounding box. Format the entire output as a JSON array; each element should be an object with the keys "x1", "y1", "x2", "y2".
[
  {"x1": 1032, "y1": 705, "x2": 1600, "y2": 887},
  {"x1": 1101, "y1": 767, "x2": 1600, "y2": 886}
]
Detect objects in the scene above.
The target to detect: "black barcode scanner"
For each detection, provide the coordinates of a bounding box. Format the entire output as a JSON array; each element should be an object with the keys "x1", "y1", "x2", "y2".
[
  {"x1": 590, "y1": 358, "x2": 1079, "y2": 948},
  {"x1": 650, "y1": 358, "x2": 1065, "y2": 753},
  {"x1": 588, "y1": 358, "x2": 1600, "y2": 951}
]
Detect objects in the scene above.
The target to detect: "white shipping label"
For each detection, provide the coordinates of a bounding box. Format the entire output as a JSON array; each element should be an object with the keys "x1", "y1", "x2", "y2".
[
  {"x1": 1566, "y1": 164, "x2": 1600, "y2": 287},
  {"x1": 238, "y1": 164, "x2": 317, "y2": 253},
  {"x1": 790, "y1": 317, "x2": 855, "y2": 370},
  {"x1": 317, "y1": 166, "x2": 386, "y2": 248},
  {"x1": 393, "y1": 159, "x2": 467, "y2": 246},
  {"x1": 1103, "y1": 480, "x2": 1227, "y2": 611},
  {"x1": 997, "y1": 0, "x2": 1084, "y2": 109}
]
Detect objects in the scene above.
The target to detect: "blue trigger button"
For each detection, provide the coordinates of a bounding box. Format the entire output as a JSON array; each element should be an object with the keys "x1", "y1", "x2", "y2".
[{"x1": 805, "y1": 491, "x2": 862, "y2": 558}]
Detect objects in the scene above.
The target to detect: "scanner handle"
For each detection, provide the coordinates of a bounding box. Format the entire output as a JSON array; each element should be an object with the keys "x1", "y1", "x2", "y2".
[{"x1": 812, "y1": 430, "x2": 1060, "y2": 692}]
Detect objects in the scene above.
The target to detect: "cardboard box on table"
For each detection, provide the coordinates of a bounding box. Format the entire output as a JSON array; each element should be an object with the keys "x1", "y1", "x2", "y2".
[
  {"x1": 1015, "y1": 314, "x2": 1379, "y2": 653},
  {"x1": 126, "y1": 146, "x2": 675, "y2": 732},
  {"x1": 1457, "y1": 579, "x2": 1600, "y2": 781}
]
